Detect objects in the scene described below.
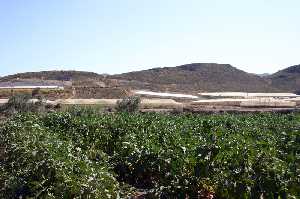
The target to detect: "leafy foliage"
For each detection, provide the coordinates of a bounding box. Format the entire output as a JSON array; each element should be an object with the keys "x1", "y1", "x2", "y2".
[
  {"x1": 66, "y1": 105, "x2": 104, "y2": 117},
  {"x1": 1, "y1": 112, "x2": 300, "y2": 198},
  {"x1": 0, "y1": 114, "x2": 123, "y2": 198}
]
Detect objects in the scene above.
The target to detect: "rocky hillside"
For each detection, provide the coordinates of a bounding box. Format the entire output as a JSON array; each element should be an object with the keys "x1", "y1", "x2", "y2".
[
  {"x1": 266, "y1": 65, "x2": 300, "y2": 93},
  {"x1": 112, "y1": 63, "x2": 278, "y2": 92},
  {"x1": 1, "y1": 63, "x2": 300, "y2": 96},
  {"x1": 0, "y1": 71, "x2": 102, "y2": 82}
]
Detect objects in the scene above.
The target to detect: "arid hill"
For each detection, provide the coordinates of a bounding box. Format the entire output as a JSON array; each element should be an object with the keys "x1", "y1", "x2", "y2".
[
  {"x1": 0, "y1": 71, "x2": 102, "y2": 82},
  {"x1": 0, "y1": 71, "x2": 108, "y2": 87},
  {"x1": 266, "y1": 64, "x2": 300, "y2": 93},
  {"x1": 0, "y1": 71, "x2": 129, "y2": 99},
  {"x1": 1, "y1": 63, "x2": 300, "y2": 97},
  {"x1": 112, "y1": 63, "x2": 278, "y2": 92}
]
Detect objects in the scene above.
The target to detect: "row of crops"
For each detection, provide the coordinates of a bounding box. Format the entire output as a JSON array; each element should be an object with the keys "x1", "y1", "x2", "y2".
[{"x1": 0, "y1": 111, "x2": 299, "y2": 198}]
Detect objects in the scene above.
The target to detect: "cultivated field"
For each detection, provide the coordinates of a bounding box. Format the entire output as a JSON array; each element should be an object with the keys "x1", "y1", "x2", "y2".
[
  {"x1": 0, "y1": 88, "x2": 300, "y2": 198},
  {"x1": 1, "y1": 112, "x2": 299, "y2": 198}
]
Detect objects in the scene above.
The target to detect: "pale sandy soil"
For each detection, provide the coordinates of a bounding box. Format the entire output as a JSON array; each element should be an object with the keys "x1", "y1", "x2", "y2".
[
  {"x1": 191, "y1": 99, "x2": 250, "y2": 106},
  {"x1": 134, "y1": 90, "x2": 199, "y2": 99},
  {"x1": 0, "y1": 97, "x2": 299, "y2": 111},
  {"x1": 284, "y1": 97, "x2": 300, "y2": 105},
  {"x1": 0, "y1": 86, "x2": 64, "y2": 90},
  {"x1": 240, "y1": 99, "x2": 296, "y2": 108},
  {"x1": 56, "y1": 98, "x2": 184, "y2": 109},
  {"x1": 192, "y1": 98, "x2": 297, "y2": 108},
  {"x1": 140, "y1": 99, "x2": 183, "y2": 109},
  {"x1": 55, "y1": 99, "x2": 118, "y2": 105},
  {"x1": 0, "y1": 99, "x2": 8, "y2": 104},
  {"x1": 199, "y1": 92, "x2": 299, "y2": 98}
]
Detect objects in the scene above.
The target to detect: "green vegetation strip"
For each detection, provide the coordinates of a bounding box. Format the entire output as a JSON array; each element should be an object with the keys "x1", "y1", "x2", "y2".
[{"x1": 0, "y1": 112, "x2": 299, "y2": 198}]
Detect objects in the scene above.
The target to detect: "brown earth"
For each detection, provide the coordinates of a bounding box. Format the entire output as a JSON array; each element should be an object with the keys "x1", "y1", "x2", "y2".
[
  {"x1": 113, "y1": 63, "x2": 279, "y2": 93},
  {"x1": 266, "y1": 64, "x2": 300, "y2": 93},
  {"x1": 0, "y1": 63, "x2": 299, "y2": 99}
]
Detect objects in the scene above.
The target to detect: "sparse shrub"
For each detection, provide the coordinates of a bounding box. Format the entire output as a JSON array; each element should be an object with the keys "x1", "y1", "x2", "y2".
[
  {"x1": 0, "y1": 94, "x2": 46, "y2": 116},
  {"x1": 171, "y1": 106, "x2": 184, "y2": 114},
  {"x1": 1, "y1": 94, "x2": 32, "y2": 115},
  {"x1": 116, "y1": 96, "x2": 141, "y2": 113},
  {"x1": 45, "y1": 102, "x2": 61, "y2": 111},
  {"x1": 31, "y1": 87, "x2": 40, "y2": 97}
]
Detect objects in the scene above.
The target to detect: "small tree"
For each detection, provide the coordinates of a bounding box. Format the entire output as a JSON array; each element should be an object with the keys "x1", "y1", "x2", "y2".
[{"x1": 116, "y1": 96, "x2": 141, "y2": 113}]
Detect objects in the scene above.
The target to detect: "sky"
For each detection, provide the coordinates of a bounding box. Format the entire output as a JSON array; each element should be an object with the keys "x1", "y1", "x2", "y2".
[{"x1": 0, "y1": 0, "x2": 299, "y2": 76}]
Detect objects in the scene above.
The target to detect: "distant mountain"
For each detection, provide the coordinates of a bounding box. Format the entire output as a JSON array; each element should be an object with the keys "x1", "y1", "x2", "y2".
[
  {"x1": 0, "y1": 70, "x2": 103, "y2": 82},
  {"x1": 0, "y1": 71, "x2": 130, "y2": 99},
  {"x1": 266, "y1": 64, "x2": 300, "y2": 93},
  {"x1": 2, "y1": 63, "x2": 299, "y2": 95},
  {"x1": 0, "y1": 70, "x2": 110, "y2": 87},
  {"x1": 112, "y1": 63, "x2": 278, "y2": 92}
]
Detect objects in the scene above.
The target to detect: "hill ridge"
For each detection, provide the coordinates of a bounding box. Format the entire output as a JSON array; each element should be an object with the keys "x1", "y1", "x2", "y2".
[
  {"x1": 0, "y1": 63, "x2": 299, "y2": 93},
  {"x1": 112, "y1": 63, "x2": 277, "y2": 92},
  {"x1": 266, "y1": 64, "x2": 300, "y2": 93}
]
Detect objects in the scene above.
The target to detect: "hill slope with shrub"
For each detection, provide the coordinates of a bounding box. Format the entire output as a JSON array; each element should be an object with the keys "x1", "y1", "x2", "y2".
[
  {"x1": 266, "y1": 64, "x2": 300, "y2": 93},
  {"x1": 113, "y1": 63, "x2": 278, "y2": 92},
  {"x1": 0, "y1": 70, "x2": 103, "y2": 82},
  {"x1": 1, "y1": 63, "x2": 300, "y2": 94}
]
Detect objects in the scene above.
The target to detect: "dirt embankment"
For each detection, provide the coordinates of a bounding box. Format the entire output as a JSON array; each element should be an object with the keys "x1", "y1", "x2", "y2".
[{"x1": 0, "y1": 86, "x2": 132, "y2": 100}]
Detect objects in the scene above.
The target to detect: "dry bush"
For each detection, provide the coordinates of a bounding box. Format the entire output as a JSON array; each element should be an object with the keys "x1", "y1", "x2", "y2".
[
  {"x1": 0, "y1": 94, "x2": 47, "y2": 116},
  {"x1": 116, "y1": 96, "x2": 141, "y2": 113}
]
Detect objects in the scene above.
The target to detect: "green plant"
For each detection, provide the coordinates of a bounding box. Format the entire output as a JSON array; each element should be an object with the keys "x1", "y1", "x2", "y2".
[
  {"x1": 116, "y1": 96, "x2": 141, "y2": 113},
  {"x1": 1, "y1": 112, "x2": 299, "y2": 198},
  {"x1": 65, "y1": 105, "x2": 103, "y2": 117},
  {"x1": 0, "y1": 114, "x2": 123, "y2": 198}
]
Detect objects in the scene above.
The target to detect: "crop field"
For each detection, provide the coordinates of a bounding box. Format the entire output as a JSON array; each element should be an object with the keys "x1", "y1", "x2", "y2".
[{"x1": 0, "y1": 112, "x2": 300, "y2": 198}]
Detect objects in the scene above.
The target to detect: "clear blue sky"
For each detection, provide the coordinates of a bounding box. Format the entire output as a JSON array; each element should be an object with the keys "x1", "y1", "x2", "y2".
[{"x1": 0, "y1": 0, "x2": 299, "y2": 76}]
